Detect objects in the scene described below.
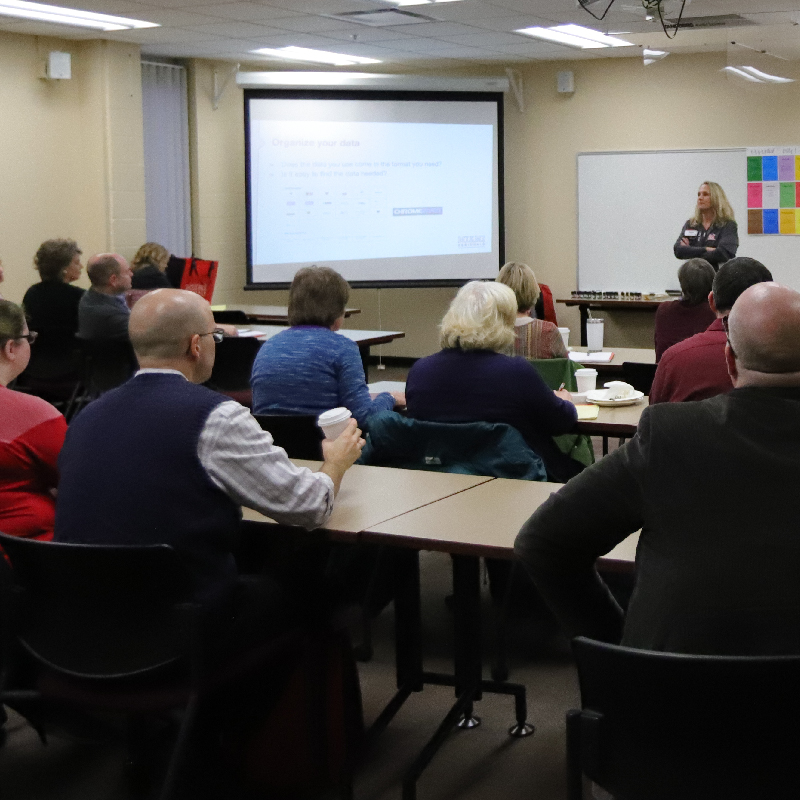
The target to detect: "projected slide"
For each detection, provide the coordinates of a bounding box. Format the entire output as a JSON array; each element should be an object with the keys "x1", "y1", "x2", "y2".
[
  {"x1": 245, "y1": 94, "x2": 502, "y2": 286},
  {"x1": 251, "y1": 121, "x2": 492, "y2": 264}
]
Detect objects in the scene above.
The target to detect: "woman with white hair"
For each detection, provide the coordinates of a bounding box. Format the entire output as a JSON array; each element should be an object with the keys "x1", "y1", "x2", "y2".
[{"x1": 406, "y1": 281, "x2": 582, "y2": 482}]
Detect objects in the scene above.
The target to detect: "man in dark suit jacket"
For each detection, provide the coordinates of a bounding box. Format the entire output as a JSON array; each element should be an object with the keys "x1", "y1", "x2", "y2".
[{"x1": 515, "y1": 281, "x2": 800, "y2": 656}]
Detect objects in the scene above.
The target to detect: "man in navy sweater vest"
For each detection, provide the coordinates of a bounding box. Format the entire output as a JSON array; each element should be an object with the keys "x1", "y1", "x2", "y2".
[{"x1": 56, "y1": 289, "x2": 364, "y2": 644}]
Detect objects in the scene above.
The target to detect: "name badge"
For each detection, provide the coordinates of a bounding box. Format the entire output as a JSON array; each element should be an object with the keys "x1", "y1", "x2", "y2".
[
  {"x1": 684, "y1": 229, "x2": 698, "y2": 237},
  {"x1": 707, "y1": 233, "x2": 716, "y2": 241}
]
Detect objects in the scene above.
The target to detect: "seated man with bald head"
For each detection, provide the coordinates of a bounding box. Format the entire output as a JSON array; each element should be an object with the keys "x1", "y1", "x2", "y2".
[
  {"x1": 78, "y1": 253, "x2": 134, "y2": 341},
  {"x1": 515, "y1": 282, "x2": 800, "y2": 656},
  {"x1": 56, "y1": 289, "x2": 363, "y2": 639}
]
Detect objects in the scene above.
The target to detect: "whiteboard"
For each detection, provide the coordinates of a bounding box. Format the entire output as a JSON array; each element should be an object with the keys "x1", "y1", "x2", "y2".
[{"x1": 577, "y1": 148, "x2": 800, "y2": 293}]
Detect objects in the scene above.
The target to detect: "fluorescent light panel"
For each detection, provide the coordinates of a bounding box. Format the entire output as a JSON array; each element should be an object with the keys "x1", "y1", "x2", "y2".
[
  {"x1": 722, "y1": 65, "x2": 794, "y2": 83},
  {"x1": 0, "y1": 0, "x2": 158, "y2": 30},
  {"x1": 515, "y1": 23, "x2": 632, "y2": 49},
  {"x1": 252, "y1": 46, "x2": 381, "y2": 66}
]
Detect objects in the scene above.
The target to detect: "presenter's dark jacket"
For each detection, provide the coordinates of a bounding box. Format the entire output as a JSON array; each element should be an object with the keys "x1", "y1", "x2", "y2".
[
  {"x1": 515, "y1": 388, "x2": 800, "y2": 656},
  {"x1": 673, "y1": 219, "x2": 738, "y2": 268}
]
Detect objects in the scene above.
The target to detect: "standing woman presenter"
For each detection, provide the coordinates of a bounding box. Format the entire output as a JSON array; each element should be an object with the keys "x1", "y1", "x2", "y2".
[{"x1": 674, "y1": 181, "x2": 738, "y2": 269}]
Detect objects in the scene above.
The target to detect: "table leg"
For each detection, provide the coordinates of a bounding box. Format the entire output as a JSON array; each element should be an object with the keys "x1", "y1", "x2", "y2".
[{"x1": 359, "y1": 345, "x2": 371, "y2": 382}]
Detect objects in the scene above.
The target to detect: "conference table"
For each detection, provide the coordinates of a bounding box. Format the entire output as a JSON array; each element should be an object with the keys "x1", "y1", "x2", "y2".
[
  {"x1": 557, "y1": 297, "x2": 671, "y2": 345},
  {"x1": 246, "y1": 324, "x2": 405, "y2": 381},
  {"x1": 241, "y1": 460, "x2": 639, "y2": 800},
  {"x1": 229, "y1": 304, "x2": 361, "y2": 323},
  {"x1": 569, "y1": 346, "x2": 657, "y2": 376}
]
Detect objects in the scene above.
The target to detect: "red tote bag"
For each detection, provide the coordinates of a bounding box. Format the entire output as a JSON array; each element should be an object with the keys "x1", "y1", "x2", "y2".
[{"x1": 176, "y1": 256, "x2": 218, "y2": 302}]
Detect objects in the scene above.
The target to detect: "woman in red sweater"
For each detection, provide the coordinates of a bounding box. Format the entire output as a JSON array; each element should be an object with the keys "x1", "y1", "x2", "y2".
[{"x1": 0, "y1": 300, "x2": 67, "y2": 540}]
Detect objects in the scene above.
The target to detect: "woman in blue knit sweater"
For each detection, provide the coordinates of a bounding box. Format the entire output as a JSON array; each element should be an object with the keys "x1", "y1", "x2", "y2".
[{"x1": 251, "y1": 266, "x2": 404, "y2": 427}]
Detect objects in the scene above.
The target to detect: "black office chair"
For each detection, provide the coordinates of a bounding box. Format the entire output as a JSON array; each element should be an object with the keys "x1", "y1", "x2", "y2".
[
  {"x1": 621, "y1": 361, "x2": 658, "y2": 396},
  {"x1": 0, "y1": 533, "x2": 210, "y2": 798},
  {"x1": 254, "y1": 413, "x2": 324, "y2": 460},
  {"x1": 212, "y1": 310, "x2": 248, "y2": 325},
  {"x1": 567, "y1": 636, "x2": 800, "y2": 800},
  {"x1": 205, "y1": 336, "x2": 262, "y2": 407},
  {"x1": 14, "y1": 330, "x2": 84, "y2": 417}
]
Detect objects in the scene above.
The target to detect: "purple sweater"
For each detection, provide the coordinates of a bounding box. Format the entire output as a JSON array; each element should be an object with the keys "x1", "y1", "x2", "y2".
[{"x1": 406, "y1": 348, "x2": 580, "y2": 482}]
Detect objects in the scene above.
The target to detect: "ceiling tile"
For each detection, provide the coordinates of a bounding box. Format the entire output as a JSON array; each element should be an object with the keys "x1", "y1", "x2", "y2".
[
  {"x1": 181, "y1": 20, "x2": 291, "y2": 37},
  {"x1": 185, "y1": 3, "x2": 304, "y2": 22}
]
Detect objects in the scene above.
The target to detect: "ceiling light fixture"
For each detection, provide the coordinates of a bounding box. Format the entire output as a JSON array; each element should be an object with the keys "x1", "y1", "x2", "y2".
[
  {"x1": 722, "y1": 65, "x2": 793, "y2": 84},
  {"x1": 251, "y1": 46, "x2": 381, "y2": 66},
  {"x1": 643, "y1": 47, "x2": 669, "y2": 65},
  {"x1": 515, "y1": 24, "x2": 633, "y2": 49},
  {"x1": 0, "y1": 0, "x2": 158, "y2": 30}
]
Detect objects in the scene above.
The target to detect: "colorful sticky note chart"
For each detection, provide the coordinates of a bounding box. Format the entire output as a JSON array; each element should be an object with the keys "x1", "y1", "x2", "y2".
[{"x1": 746, "y1": 148, "x2": 800, "y2": 235}]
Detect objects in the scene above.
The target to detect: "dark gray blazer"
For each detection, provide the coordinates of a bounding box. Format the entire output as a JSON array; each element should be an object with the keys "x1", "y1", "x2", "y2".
[
  {"x1": 78, "y1": 289, "x2": 130, "y2": 340},
  {"x1": 515, "y1": 386, "x2": 800, "y2": 656}
]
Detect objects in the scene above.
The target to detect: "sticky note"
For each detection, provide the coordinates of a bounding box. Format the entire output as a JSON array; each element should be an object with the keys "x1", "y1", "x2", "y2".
[
  {"x1": 748, "y1": 209, "x2": 763, "y2": 234},
  {"x1": 780, "y1": 182, "x2": 796, "y2": 208},
  {"x1": 747, "y1": 182, "x2": 762, "y2": 208},
  {"x1": 747, "y1": 156, "x2": 763, "y2": 182},
  {"x1": 763, "y1": 208, "x2": 780, "y2": 234},
  {"x1": 779, "y1": 155, "x2": 795, "y2": 181},
  {"x1": 779, "y1": 208, "x2": 796, "y2": 234},
  {"x1": 762, "y1": 182, "x2": 780, "y2": 209},
  {"x1": 762, "y1": 156, "x2": 779, "y2": 181}
]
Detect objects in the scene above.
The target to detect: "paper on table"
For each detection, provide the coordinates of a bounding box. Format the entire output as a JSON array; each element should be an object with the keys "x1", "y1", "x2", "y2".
[
  {"x1": 569, "y1": 351, "x2": 614, "y2": 363},
  {"x1": 368, "y1": 381, "x2": 406, "y2": 394},
  {"x1": 576, "y1": 404, "x2": 599, "y2": 420},
  {"x1": 235, "y1": 328, "x2": 266, "y2": 338}
]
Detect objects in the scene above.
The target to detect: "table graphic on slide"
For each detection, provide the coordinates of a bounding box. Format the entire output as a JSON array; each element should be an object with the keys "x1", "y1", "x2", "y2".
[
  {"x1": 747, "y1": 145, "x2": 800, "y2": 235},
  {"x1": 250, "y1": 121, "x2": 494, "y2": 265}
]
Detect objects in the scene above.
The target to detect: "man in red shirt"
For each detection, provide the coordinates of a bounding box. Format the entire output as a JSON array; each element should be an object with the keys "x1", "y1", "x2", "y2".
[{"x1": 650, "y1": 257, "x2": 772, "y2": 404}]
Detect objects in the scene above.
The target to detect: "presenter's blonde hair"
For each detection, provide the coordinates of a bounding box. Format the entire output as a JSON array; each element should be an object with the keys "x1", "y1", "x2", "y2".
[
  {"x1": 691, "y1": 181, "x2": 735, "y2": 226},
  {"x1": 440, "y1": 281, "x2": 516, "y2": 354},
  {"x1": 496, "y1": 261, "x2": 540, "y2": 312}
]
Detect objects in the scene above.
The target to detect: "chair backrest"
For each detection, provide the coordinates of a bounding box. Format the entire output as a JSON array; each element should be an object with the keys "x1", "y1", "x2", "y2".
[
  {"x1": 359, "y1": 411, "x2": 547, "y2": 480},
  {"x1": 528, "y1": 357, "x2": 580, "y2": 392},
  {"x1": 254, "y1": 414, "x2": 324, "y2": 460},
  {"x1": 207, "y1": 336, "x2": 262, "y2": 391},
  {"x1": 621, "y1": 361, "x2": 658, "y2": 395},
  {"x1": 0, "y1": 533, "x2": 194, "y2": 680},
  {"x1": 538, "y1": 283, "x2": 558, "y2": 325},
  {"x1": 213, "y1": 309, "x2": 249, "y2": 325},
  {"x1": 78, "y1": 337, "x2": 138, "y2": 396},
  {"x1": 569, "y1": 636, "x2": 800, "y2": 800},
  {"x1": 21, "y1": 329, "x2": 83, "y2": 382}
]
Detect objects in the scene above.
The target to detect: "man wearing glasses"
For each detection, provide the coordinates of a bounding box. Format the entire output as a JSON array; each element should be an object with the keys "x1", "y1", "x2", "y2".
[
  {"x1": 55, "y1": 289, "x2": 364, "y2": 649},
  {"x1": 516, "y1": 281, "x2": 800, "y2": 656}
]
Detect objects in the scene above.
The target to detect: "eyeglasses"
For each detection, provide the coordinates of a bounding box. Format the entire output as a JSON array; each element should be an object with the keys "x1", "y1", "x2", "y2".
[
  {"x1": 198, "y1": 329, "x2": 225, "y2": 344},
  {"x1": 18, "y1": 331, "x2": 38, "y2": 344}
]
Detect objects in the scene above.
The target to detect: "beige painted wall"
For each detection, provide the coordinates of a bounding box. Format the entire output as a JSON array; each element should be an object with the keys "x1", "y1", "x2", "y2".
[
  {"x1": 0, "y1": 32, "x2": 145, "y2": 305},
  {"x1": 189, "y1": 50, "x2": 800, "y2": 355},
  {"x1": 4, "y1": 37, "x2": 799, "y2": 356}
]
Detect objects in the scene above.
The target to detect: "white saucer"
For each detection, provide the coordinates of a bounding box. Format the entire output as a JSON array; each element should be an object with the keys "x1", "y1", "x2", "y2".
[{"x1": 585, "y1": 389, "x2": 645, "y2": 407}]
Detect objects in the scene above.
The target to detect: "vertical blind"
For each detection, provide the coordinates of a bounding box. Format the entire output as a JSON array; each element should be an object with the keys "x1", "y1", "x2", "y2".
[{"x1": 141, "y1": 62, "x2": 191, "y2": 258}]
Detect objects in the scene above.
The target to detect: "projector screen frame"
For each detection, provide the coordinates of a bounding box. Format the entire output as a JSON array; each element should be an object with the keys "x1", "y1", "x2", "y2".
[{"x1": 243, "y1": 88, "x2": 505, "y2": 290}]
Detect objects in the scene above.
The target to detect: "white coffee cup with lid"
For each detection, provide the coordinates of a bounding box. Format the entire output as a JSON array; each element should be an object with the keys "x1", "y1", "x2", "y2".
[
  {"x1": 575, "y1": 368, "x2": 598, "y2": 394},
  {"x1": 557, "y1": 327, "x2": 570, "y2": 349},
  {"x1": 317, "y1": 407, "x2": 352, "y2": 440}
]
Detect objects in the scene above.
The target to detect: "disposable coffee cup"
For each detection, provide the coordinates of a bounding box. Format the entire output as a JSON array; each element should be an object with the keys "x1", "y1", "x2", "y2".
[
  {"x1": 586, "y1": 318, "x2": 604, "y2": 353},
  {"x1": 317, "y1": 407, "x2": 352, "y2": 441},
  {"x1": 558, "y1": 327, "x2": 570, "y2": 350},
  {"x1": 575, "y1": 368, "x2": 598, "y2": 394}
]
